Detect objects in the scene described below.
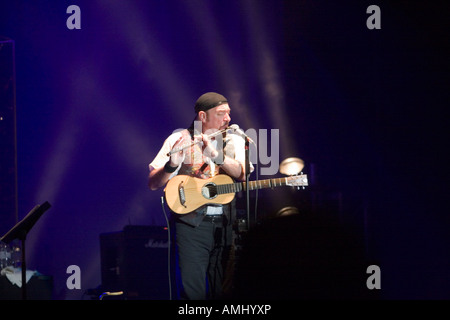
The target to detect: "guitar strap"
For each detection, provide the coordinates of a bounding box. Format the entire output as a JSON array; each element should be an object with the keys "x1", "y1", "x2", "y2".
[{"x1": 197, "y1": 162, "x2": 209, "y2": 175}]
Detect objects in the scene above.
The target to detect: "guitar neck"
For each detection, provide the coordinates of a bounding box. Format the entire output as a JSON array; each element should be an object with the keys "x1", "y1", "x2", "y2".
[{"x1": 217, "y1": 177, "x2": 291, "y2": 195}]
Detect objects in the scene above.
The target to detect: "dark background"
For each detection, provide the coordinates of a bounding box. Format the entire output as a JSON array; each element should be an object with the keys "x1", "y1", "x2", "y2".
[{"x1": 0, "y1": 0, "x2": 448, "y2": 299}]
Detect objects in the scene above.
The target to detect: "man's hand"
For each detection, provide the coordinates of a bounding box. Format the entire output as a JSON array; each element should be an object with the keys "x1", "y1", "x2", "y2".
[
  {"x1": 169, "y1": 136, "x2": 186, "y2": 167},
  {"x1": 199, "y1": 133, "x2": 219, "y2": 160}
]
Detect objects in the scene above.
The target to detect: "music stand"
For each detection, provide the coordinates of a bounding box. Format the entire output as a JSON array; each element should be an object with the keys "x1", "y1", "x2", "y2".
[{"x1": 1, "y1": 201, "x2": 51, "y2": 300}]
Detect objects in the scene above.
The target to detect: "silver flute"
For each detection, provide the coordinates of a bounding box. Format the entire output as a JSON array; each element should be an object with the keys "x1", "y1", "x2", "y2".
[{"x1": 166, "y1": 124, "x2": 238, "y2": 156}]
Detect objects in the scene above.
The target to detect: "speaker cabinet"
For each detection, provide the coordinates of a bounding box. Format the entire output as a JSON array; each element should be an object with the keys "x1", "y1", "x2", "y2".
[{"x1": 99, "y1": 225, "x2": 172, "y2": 300}]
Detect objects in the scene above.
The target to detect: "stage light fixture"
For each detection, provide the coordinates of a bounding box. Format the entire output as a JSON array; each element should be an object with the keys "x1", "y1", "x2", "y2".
[
  {"x1": 275, "y1": 206, "x2": 300, "y2": 217},
  {"x1": 279, "y1": 157, "x2": 304, "y2": 176}
]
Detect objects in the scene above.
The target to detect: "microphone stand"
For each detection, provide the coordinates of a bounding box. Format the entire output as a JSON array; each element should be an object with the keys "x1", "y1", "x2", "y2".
[{"x1": 244, "y1": 137, "x2": 250, "y2": 231}]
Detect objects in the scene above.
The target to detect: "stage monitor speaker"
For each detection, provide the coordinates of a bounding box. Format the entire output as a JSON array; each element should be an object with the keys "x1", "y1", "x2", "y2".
[
  {"x1": 99, "y1": 225, "x2": 172, "y2": 300},
  {"x1": 0, "y1": 275, "x2": 53, "y2": 300}
]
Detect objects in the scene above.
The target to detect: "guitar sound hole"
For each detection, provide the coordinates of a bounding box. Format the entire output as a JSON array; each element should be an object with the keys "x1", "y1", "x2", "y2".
[{"x1": 201, "y1": 182, "x2": 218, "y2": 199}]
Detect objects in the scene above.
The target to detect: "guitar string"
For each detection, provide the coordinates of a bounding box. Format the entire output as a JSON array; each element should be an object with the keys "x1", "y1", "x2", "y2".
[{"x1": 178, "y1": 177, "x2": 298, "y2": 194}]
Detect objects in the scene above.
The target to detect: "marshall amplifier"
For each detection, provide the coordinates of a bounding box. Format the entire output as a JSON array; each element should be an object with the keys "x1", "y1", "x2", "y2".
[{"x1": 99, "y1": 225, "x2": 173, "y2": 300}]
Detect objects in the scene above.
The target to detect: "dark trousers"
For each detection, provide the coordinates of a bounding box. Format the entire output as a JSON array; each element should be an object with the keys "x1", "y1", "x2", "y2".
[{"x1": 175, "y1": 216, "x2": 231, "y2": 300}]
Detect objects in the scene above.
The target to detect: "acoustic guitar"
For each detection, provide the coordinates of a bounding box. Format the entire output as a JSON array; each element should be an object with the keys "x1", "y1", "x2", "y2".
[{"x1": 164, "y1": 174, "x2": 308, "y2": 214}]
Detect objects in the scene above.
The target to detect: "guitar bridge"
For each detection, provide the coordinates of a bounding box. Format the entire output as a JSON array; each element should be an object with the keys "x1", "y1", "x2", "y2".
[{"x1": 178, "y1": 181, "x2": 187, "y2": 208}]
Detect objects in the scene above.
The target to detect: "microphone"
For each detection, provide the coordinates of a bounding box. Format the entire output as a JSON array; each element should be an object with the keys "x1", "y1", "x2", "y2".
[{"x1": 229, "y1": 124, "x2": 255, "y2": 144}]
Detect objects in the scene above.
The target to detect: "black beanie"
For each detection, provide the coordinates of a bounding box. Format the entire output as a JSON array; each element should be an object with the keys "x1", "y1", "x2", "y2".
[{"x1": 194, "y1": 92, "x2": 228, "y2": 113}]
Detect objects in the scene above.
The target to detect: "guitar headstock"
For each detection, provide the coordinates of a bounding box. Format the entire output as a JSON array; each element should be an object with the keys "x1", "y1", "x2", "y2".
[{"x1": 286, "y1": 174, "x2": 308, "y2": 187}]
